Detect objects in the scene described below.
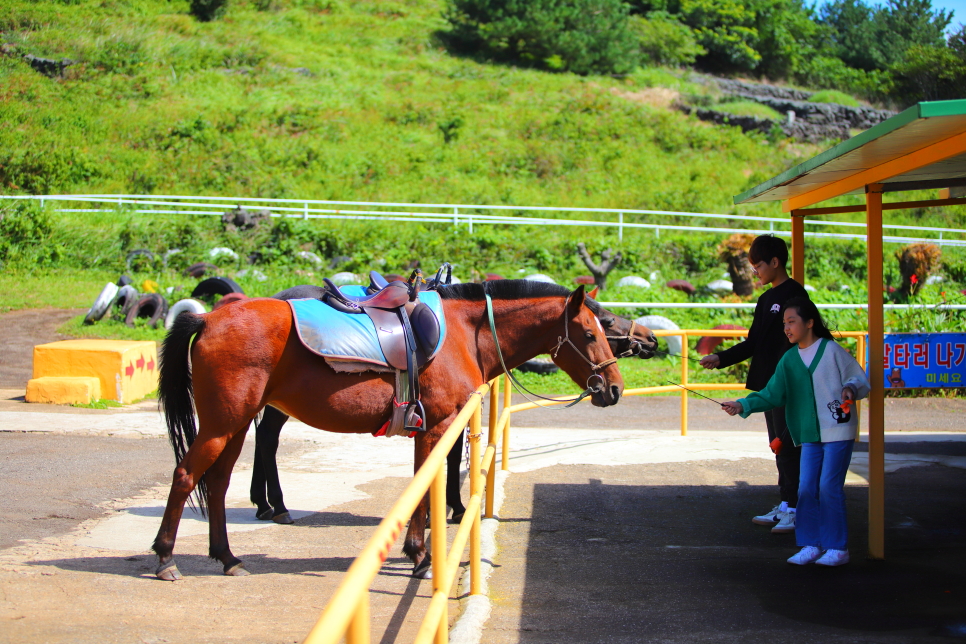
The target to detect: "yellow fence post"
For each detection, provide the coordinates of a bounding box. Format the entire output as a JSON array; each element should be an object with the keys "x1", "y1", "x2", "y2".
[
  {"x1": 345, "y1": 595, "x2": 370, "y2": 644},
  {"x1": 430, "y1": 465, "x2": 448, "y2": 643},
  {"x1": 486, "y1": 378, "x2": 499, "y2": 518},
  {"x1": 855, "y1": 334, "x2": 866, "y2": 440},
  {"x1": 680, "y1": 332, "x2": 689, "y2": 437},
  {"x1": 501, "y1": 376, "x2": 512, "y2": 471},
  {"x1": 470, "y1": 403, "x2": 482, "y2": 595}
]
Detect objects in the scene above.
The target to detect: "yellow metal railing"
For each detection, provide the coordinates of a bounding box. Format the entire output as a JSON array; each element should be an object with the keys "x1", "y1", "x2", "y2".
[{"x1": 303, "y1": 329, "x2": 870, "y2": 643}]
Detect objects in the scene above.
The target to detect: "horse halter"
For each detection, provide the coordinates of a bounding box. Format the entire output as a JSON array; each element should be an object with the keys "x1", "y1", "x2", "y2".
[
  {"x1": 484, "y1": 293, "x2": 616, "y2": 408},
  {"x1": 605, "y1": 319, "x2": 647, "y2": 358}
]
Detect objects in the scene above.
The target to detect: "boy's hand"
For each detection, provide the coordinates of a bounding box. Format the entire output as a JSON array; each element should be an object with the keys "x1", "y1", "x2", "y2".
[
  {"x1": 699, "y1": 355, "x2": 720, "y2": 369},
  {"x1": 721, "y1": 400, "x2": 742, "y2": 416}
]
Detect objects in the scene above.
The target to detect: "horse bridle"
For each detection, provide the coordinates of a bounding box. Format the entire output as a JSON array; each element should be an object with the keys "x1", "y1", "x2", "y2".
[
  {"x1": 484, "y1": 292, "x2": 616, "y2": 409},
  {"x1": 605, "y1": 319, "x2": 649, "y2": 358}
]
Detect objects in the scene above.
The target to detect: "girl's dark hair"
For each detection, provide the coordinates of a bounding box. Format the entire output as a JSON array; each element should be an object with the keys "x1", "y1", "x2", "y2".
[{"x1": 783, "y1": 296, "x2": 834, "y2": 341}]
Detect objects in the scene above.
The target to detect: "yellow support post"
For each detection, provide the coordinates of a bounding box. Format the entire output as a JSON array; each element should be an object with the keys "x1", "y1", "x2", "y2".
[
  {"x1": 855, "y1": 334, "x2": 866, "y2": 440},
  {"x1": 502, "y1": 378, "x2": 512, "y2": 471},
  {"x1": 791, "y1": 212, "x2": 805, "y2": 284},
  {"x1": 469, "y1": 404, "x2": 482, "y2": 595},
  {"x1": 866, "y1": 185, "x2": 886, "y2": 560},
  {"x1": 345, "y1": 594, "x2": 370, "y2": 644},
  {"x1": 430, "y1": 466, "x2": 448, "y2": 636},
  {"x1": 486, "y1": 378, "x2": 499, "y2": 518},
  {"x1": 680, "y1": 333, "x2": 689, "y2": 436}
]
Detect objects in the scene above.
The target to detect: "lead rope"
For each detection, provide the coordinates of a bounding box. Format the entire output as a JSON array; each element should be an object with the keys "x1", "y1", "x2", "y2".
[{"x1": 485, "y1": 294, "x2": 603, "y2": 410}]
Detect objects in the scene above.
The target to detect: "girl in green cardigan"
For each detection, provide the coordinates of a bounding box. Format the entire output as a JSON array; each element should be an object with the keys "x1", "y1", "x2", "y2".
[{"x1": 722, "y1": 297, "x2": 870, "y2": 567}]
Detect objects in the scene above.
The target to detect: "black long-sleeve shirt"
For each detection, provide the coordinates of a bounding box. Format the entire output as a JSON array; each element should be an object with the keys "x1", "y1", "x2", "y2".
[{"x1": 715, "y1": 278, "x2": 809, "y2": 391}]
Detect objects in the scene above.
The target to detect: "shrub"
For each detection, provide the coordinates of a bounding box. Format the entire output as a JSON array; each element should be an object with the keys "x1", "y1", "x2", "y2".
[
  {"x1": 191, "y1": 0, "x2": 229, "y2": 21},
  {"x1": 0, "y1": 201, "x2": 63, "y2": 267},
  {"x1": 679, "y1": 0, "x2": 760, "y2": 73},
  {"x1": 443, "y1": 0, "x2": 640, "y2": 75},
  {"x1": 808, "y1": 89, "x2": 860, "y2": 107},
  {"x1": 631, "y1": 12, "x2": 705, "y2": 66}
]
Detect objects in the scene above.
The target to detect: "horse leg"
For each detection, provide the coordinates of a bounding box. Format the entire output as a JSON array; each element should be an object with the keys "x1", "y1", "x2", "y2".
[
  {"x1": 205, "y1": 428, "x2": 251, "y2": 576},
  {"x1": 261, "y1": 406, "x2": 293, "y2": 524},
  {"x1": 404, "y1": 423, "x2": 450, "y2": 578},
  {"x1": 251, "y1": 406, "x2": 292, "y2": 523},
  {"x1": 250, "y1": 442, "x2": 271, "y2": 520},
  {"x1": 447, "y1": 431, "x2": 466, "y2": 523},
  {"x1": 152, "y1": 435, "x2": 233, "y2": 581}
]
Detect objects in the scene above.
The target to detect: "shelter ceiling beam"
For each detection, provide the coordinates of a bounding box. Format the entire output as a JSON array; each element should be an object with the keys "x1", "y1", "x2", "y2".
[
  {"x1": 782, "y1": 130, "x2": 966, "y2": 212},
  {"x1": 790, "y1": 196, "x2": 966, "y2": 217}
]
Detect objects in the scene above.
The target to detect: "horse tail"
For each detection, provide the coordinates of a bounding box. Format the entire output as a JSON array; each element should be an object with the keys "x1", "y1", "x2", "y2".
[{"x1": 158, "y1": 311, "x2": 209, "y2": 515}]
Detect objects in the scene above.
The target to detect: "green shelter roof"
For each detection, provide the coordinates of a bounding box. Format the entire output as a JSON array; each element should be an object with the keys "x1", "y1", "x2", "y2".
[{"x1": 734, "y1": 100, "x2": 966, "y2": 206}]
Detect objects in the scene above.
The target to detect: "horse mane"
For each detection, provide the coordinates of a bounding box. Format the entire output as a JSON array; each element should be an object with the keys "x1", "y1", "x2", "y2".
[{"x1": 437, "y1": 280, "x2": 603, "y2": 315}]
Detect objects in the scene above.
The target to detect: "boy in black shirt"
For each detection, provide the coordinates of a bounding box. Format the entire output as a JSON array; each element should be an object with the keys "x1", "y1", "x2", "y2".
[{"x1": 699, "y1": 235, "x2": 808, "y2": 533}]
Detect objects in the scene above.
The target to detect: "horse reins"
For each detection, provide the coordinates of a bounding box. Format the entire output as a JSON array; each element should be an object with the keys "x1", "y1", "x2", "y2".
[{"x1": 484, "y1": 293, "x2": 615, "y2": 409}]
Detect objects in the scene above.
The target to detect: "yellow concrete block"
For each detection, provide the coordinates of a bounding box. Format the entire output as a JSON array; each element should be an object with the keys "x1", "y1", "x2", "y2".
[
  {"x1": 32, "y1": 340, "x2": 158, "y2": 404},
  {"x1": 26, "y1": 376, "x2": 102, "y2": 405}
]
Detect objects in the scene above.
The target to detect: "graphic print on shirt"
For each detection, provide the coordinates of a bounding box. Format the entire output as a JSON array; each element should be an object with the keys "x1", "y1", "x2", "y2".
[
  {"x1": 827, "y1": 399, "x2": 851, "y2": 424},
  {"x1": 770, "y1": 304, "x2": 781, "y2": 313}
]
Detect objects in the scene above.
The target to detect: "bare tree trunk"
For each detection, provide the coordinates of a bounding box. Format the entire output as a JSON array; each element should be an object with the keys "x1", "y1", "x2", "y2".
[
  {"x1": 577, "y1": 242, "x2": 622, "y2": 292},
  {"x1": 727, "y1": 254, "x2": 756, "y2": 296}
]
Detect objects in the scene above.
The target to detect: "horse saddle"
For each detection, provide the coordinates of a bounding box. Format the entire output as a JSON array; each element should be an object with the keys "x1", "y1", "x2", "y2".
[{"x1": 289, "y1": 271, "x2": 447, "y2": 436}]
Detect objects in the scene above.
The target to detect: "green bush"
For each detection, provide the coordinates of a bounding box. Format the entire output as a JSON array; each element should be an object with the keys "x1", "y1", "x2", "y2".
[
  {"x1": 0, "y1": 202, "x2": 63, "y2": 267},
  {"x1": 443, "y1": 0, "x2": 640, "y2": 74},
  {"x1": 191, "y1": 0, "x2": 229, "y2": 21},
  {"x1": 631, "y1": 12, "x2": 705, "y2": 66},
  {"x1": 808, "y1": 89, "x2": 860, "y2": 107},
  {"x1": 679, "y1": 0, "x2": 760, "y2": 73}
]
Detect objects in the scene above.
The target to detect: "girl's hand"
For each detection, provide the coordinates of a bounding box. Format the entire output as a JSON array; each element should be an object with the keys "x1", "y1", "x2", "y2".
[
  {"x1": 841, "y1": 385, "x2": 856, "y2": 402},
  {"x1": 721, "y1": 401, "x2": 742, "y2": 416}
]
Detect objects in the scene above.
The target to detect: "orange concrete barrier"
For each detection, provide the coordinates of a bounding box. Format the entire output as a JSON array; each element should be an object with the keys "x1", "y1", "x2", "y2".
[{"x1": 29, "y1": 340, "x2": 158, "y2": 404}]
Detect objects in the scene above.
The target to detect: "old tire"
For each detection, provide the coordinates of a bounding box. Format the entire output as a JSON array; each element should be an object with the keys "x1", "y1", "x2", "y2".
[
  {"x1": 125, "y1": 249, "x2": 155, "y2": 270},
  {"x1": 114, "y1": 285, "x2": 140, "y2": 316},
  {"x1": 191, "y1": 277, "x2": 244, "y2": 300},
  {"x1": 635, "y1": 315, "x2": 681, "y2": 357},
  {"x1": 183, "y1": 262, "x2": 219, "y2": 279},
  {"x1": 125, "y1": 293, "x2": 168, "y2": 328},
  {"x1": 84, "y1": 283, "x2": 119, "y2": 324},
  {"x1": 164, "y1": 298, "x2": 207, "y2": 330}
]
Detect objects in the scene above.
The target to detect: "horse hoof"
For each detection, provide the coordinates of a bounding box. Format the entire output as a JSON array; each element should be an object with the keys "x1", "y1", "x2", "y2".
[
  {"x1": 412, "y1": 560, "x2": 432, "y2": 579},
  {"x1": 256, "y1": 508, "x2": 273, "y2": 521},
  {"x1": 224, "y1": 563, "x2": 250, "y2": 576},
  {"x1": 450, "y1": 512, "x2": 465, "y2": 524},
  {"x1": 156, "y1": 563, "x2": 182, "y2": 581},
  {"x1": 272, "y1": 511, "x2": 294, "y2": 525}
]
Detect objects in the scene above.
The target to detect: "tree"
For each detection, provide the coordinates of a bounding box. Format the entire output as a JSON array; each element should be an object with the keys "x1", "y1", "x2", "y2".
[
  {"x1": 443, "y1": 0, "x2": 640, "y2": 75},
  {"x1": 576, "y1": 243, "x2": 622, "y2": 291},
  {"x1": 680, "y1": 0, "x2": 761, "y2": 73},
  {"x1": 631, "y1": 11, "x2": 706, "y2": 66},
  {"x1": 890, "y1": 42, "x2": 966, "y2": 106},
  {"x1": 717, "y1": 234, "x2": 756, "y2": 296}
]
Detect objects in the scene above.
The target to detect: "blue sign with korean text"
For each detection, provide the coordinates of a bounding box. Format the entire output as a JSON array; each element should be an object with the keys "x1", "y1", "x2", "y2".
[{"x1": 875, "y1": 333, "x2": 966, "y2": 389}]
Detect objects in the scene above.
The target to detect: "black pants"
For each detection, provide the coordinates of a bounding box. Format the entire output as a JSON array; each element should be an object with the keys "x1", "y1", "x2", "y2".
[{"x1": 764, "y1": 407, "x2": 801, "y2": 508}]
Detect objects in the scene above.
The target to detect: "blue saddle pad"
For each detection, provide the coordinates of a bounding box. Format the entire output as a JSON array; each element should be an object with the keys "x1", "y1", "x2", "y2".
[{"x1": 289, "y1": 287, "x2": 446, "y2": 369}]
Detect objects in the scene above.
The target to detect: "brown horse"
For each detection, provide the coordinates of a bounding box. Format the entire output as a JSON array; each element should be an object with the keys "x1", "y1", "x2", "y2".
[
  {"x1": 248, "y1": 284, "x2": 658, "y2": 525},
  {"x1": 153, "y1": 281, "x2": 623, "y2": 580}
]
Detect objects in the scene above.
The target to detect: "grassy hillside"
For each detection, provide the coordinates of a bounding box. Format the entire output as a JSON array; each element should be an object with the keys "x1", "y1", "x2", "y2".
[{"x1": 2, "y1": 0, "x2": 966, "y2": 367}]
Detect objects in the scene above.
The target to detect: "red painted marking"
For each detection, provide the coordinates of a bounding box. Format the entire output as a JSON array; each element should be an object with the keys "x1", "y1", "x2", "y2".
[
  {"x1": 146, "y1": 357, "x2": 155, "y2": 372},
  {"x1": 125, "y1": 363, "x2": 135, "y2": 377},
  {"x1": 136, "y1": 355, "x2": 145, "y2": 371}
]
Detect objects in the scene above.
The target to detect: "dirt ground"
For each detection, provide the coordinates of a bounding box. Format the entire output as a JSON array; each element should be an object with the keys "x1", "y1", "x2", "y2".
[{"x1": 0, "y1": 308, "x2": 83, "y2": 388}]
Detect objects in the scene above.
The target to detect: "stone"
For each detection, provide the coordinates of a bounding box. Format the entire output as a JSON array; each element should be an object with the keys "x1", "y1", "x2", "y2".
[{"x1": 26, "y1": 376, "x2": 102, "y2": 405}]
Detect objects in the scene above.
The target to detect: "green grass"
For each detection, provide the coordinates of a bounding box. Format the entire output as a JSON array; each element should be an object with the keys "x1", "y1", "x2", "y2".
[
  {"x1": 713, "y1": 100, "x2": 784, "y2": 121},
  {"x1": 72, "y1": 398, "x2": 123, "y2": 409},
  {"x1": 808, "y1": 89, "x2": 860, "y2": 107}
]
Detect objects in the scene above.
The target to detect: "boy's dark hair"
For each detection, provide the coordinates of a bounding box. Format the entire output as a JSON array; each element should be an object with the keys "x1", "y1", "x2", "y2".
[
  {"x1": 783, "y1": 296, "x2": 834, "y2": 341},
  {"x1": 749, "y1": 235, "x2": 788, "y2": 267}
]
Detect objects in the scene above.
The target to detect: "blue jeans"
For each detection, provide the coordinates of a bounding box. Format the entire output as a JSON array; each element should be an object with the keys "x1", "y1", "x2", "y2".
[{"x1": 796, "y1": 440, "x2": 855, "y2": 551}]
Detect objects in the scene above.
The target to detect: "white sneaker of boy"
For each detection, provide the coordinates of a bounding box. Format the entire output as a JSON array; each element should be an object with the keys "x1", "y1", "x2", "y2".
[
  {"x1": 752, "y1": 505, "x2": 782, "y2": 526},
  {"x1": 771, "y1": 511, "x2": 796, "y2": 533},
  {"x1": 787, "y1": 546, "x2": 822, "y2": 565}
]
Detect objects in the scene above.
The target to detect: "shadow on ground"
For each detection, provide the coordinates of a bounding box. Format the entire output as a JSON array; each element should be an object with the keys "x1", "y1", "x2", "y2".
[{"x1": 502, "y1": 463, "x2": 966, "y2": 643}]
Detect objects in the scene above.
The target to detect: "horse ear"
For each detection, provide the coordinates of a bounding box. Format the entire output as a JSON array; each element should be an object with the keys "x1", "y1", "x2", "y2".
[
  {"x1": 588, "y1": 286, "x2": 599, "y2": 300},
  {"x1": 568, "y1": 285, "x2": 586, "y2": 317}
]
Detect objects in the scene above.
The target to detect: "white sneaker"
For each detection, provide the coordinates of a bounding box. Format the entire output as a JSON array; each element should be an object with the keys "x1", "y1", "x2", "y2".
[
  {"x1": 787, "y1": 546, "x2": 822, "y2": 565},
  {"x1": 815, "y1": 549, "x2": 850, "y2": 566},
  {"x1": 752, "y1": 505, "x2": 782, "y2": 526},
  {"x1": 771, "y1": 511, "x2": 796, "y2": 534}
]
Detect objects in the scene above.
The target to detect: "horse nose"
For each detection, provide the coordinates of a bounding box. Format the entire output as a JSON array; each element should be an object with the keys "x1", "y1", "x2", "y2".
[{"x1": 610, "y1": 384, "x2": 622, "y2": 405}]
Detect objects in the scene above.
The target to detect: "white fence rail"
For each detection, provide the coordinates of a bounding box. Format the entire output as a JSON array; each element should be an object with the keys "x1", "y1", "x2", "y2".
[
  {"x1": 2, "y1": 194, "x2": 965, "y2": 247},
  {"x1": 599, "y1": 302, "x2": 966, "y2": 310}
]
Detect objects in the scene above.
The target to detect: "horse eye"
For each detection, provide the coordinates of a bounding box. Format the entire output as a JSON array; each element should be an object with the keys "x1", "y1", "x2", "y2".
[{"x1": 585, "y1": 331, "x2": 595, "y2": 340}]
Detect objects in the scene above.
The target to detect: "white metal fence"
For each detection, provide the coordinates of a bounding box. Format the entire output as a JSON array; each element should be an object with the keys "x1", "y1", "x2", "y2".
[{"x1": 2, "y1": 193, "x2": 965, "y2": 247}]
